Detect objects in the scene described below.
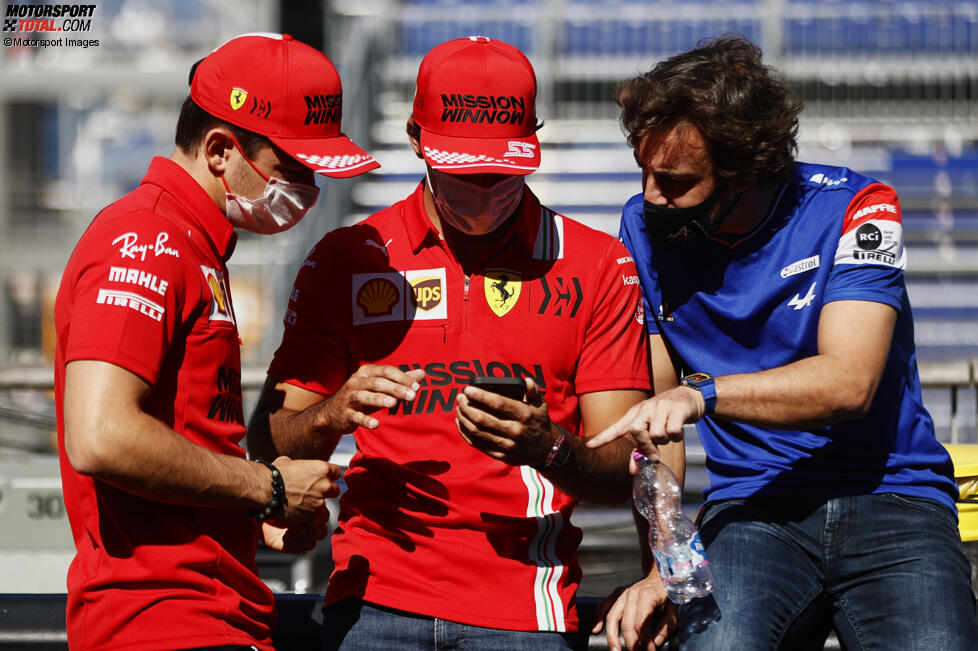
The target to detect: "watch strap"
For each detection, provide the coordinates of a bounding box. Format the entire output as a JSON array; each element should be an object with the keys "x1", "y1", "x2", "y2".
[{"x1": 682, "y1": 372, "x2": 717, "y2": 415}]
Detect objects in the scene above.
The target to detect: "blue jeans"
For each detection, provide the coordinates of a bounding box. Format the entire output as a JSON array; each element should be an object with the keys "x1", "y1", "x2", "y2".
[
  {"x1": 679, "y1": 493, "x2": 978, "y2": 650},
  {"x1": 322, "y1": 599, "x2": 582, "y2": 650}
]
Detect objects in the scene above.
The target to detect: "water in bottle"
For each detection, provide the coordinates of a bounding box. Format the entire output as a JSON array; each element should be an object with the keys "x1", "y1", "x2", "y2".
[{"x1": 632, "y1": 451, "x2": 714, "y2": 604}]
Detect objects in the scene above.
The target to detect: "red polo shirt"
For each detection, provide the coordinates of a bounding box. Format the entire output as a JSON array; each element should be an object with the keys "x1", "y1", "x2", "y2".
[
  {"x1": 54, "y1": 157, "x2": 274, "y2": 650},
  {"x1": 270, "y1": 181, "x2": 649, "y2": 632}
]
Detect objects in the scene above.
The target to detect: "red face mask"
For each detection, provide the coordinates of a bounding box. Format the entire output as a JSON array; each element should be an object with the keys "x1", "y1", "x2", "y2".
[{"x1": 426, "y1": 166, "x2": 525, "y2": 235}]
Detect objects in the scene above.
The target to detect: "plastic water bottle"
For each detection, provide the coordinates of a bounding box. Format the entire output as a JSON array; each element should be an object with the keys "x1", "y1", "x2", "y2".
[{"x1": 632, "y1": 451, "x2": 714, "y2": 604}]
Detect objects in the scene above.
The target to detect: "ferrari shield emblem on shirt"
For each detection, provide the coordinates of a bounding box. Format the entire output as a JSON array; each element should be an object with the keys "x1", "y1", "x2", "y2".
[
  {"x1": 230, "y1": 87, "x2": 248, "y2": 111},
  {"x1": 484, "y1": 269, "x2": 521, "y2": 317}
]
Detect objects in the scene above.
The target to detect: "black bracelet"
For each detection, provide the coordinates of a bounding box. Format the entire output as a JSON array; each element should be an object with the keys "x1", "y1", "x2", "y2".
[
  {"x1": 532, "y1": 423, "x2": 574, "y2": 471},
  {"x1": 251, "y1": 459, "x2": 286, "y2": 522}
]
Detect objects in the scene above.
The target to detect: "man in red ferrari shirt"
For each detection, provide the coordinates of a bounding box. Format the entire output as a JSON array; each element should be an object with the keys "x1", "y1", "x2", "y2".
[
  {"x1": 249, "y1": 36, "x2": 650, "y2": 649},
  {"x1": 54, "y1": 33, "x2": 379, "y2": 650}
]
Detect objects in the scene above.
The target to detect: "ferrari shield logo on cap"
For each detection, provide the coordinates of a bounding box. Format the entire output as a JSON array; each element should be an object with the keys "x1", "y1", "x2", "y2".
[
  {"x1": 229, "y1": 87, "x2": 248, "y2": 111},
  {"x1": 484, "y1": 269, "x2": 521, "y2": 317}
]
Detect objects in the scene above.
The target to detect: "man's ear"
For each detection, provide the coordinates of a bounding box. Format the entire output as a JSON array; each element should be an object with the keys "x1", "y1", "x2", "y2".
[
  {"x1": 202, "y1": 128, "x2": 235, "y2": 177},
  {"x1": 409, "y1": 135, "x2": 423, "y2": 159}
]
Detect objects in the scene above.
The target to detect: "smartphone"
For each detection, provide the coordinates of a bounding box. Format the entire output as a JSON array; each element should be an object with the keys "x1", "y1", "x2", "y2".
[{"x1": 469, "y1": 376, "x2": 527, "y2": 401}]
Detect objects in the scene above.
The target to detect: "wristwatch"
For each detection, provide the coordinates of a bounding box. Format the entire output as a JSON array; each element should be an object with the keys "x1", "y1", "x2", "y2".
[
  {"x1": 682, "y1": 372, "x2": 717, "y2": 415},
  {"x1": 535, "y1": 423, "x2": 573, "y2": 471}
]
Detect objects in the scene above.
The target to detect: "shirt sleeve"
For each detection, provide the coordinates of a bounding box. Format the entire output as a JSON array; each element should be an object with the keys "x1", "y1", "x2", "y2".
[
  {"x1": 618, "y1": 193, "x2": 660, "y2": 336},
  {"x1": 63, "y1": 217, "x2": 195, "y2": 385},
  {"x1": 824, "y1": 182, "x2": 906, "y2": 312},
  {"x1": 574, "y1": 236, "x2": 651, "y2": 394},
  {"x1": 268, "y1": 236, "x2": 353, "y2": 395}
]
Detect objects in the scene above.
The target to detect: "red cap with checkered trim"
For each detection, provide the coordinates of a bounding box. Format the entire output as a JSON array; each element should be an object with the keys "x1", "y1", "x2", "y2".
[
  {"x1": 191, "y1": 32, "x2": 379, "y2": 178},
  {"x1": 413, "y1": 36, "x2": 540, "y2": 175}
]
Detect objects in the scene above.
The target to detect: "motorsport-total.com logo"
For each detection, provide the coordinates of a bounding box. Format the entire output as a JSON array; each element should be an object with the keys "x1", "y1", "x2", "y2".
[{"x1": 3, "y1": 3, "x2": 97, "y2": 33}]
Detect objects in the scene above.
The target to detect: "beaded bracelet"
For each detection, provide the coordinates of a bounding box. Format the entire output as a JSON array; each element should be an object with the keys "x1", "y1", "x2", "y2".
[{"x1": 251, "y1": 459, "x2": 286, "y2": 522}]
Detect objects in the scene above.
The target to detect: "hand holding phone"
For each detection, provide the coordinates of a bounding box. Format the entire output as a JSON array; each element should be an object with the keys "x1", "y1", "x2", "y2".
[{"x1": 468, "y1": 376, "x2": 526, "y2": 401}]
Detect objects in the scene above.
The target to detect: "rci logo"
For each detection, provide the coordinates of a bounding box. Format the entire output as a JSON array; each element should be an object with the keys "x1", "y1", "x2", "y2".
[{"x1": 856, "y1": 223, "x2": 882, "y2": 250}]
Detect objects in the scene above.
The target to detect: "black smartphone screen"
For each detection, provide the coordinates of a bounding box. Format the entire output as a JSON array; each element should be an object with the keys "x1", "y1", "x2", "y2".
[{"x1": 469, "y1": 376, "x2": 527, "y2": 401}]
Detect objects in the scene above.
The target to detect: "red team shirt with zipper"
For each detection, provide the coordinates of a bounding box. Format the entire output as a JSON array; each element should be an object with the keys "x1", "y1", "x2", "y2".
[
  {"x1": 269, "y1": 181, "x2": 649, "y2": 632},
  {"x1": 54, "y1": 157, "x2": 275, "y2": 650}
]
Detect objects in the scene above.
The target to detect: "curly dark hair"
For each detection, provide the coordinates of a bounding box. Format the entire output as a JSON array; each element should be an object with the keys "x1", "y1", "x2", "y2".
[
  {"x1": 174, "y1": 58, "x2": 270, "y2": 158},
  {"x1": 615, "y1": 35, "x2": 803, "y2": 188}
]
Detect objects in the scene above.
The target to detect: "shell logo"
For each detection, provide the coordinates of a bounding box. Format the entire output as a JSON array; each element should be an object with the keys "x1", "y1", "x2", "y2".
[
  {"x1": 357, "y1": 278, "x2": 399, "y2": 317},
  {"x1": 208, "y1": 274, "x2": 228, "y2": 314}
]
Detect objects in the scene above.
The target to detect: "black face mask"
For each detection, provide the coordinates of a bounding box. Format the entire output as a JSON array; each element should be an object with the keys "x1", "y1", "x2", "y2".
[{"x1": 643, "y1": 192, "x2": 719, "y2": 247}]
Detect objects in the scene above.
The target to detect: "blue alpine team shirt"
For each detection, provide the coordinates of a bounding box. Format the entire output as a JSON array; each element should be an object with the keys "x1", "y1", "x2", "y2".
[{"x1": 620, "y1": 162, "x2": 958, "y2": 512}]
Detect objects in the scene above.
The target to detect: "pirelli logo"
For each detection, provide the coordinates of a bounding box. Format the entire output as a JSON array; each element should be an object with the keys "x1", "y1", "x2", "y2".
[{"x1": 96, "y1": 288, "x2": 163, "y2": 322}]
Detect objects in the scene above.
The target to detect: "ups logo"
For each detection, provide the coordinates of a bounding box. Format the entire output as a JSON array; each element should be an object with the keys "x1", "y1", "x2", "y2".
[{"x1": 411, "y1": 277, "x2": 442, "y2": 311}]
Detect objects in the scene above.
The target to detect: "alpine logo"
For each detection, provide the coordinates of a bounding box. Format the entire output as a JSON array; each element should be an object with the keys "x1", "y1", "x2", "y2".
[
  {"x1": 809, "y1": 173, "x2": 847, "y2": 187},
  {"x1": 669, "y1": 225, "x2": 693, "y2": 241},
  {"x1": 788, "y1": 281, "x2": 817, "y2": 311}
]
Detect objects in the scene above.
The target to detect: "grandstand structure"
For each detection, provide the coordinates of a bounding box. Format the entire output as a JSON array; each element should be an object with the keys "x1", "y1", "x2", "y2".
[{"x1": 0, "y1": 1, "x2": 976, "y2": 619}]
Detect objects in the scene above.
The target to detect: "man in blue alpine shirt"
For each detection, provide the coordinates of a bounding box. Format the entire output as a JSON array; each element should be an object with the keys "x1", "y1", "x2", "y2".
[{"x1": 589, "y1": 36, "x2": 978, "y2": 650}]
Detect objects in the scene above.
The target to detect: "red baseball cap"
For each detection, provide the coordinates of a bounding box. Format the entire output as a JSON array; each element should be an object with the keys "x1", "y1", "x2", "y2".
[
  {"x1": 191, "y1": 32, "x2": 379, "y2": 178},
  {"x1": 413, "y1": 36, "x2": 540, "y2": 175}
]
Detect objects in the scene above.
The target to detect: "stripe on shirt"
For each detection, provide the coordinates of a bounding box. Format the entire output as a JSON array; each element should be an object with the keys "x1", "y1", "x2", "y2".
[
  {"x1": 521, "y1": 465, "x2": 566, "y2": 631},
  {"x1": 533, "y1": 208, "x2": 564, "y2": 261}
]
